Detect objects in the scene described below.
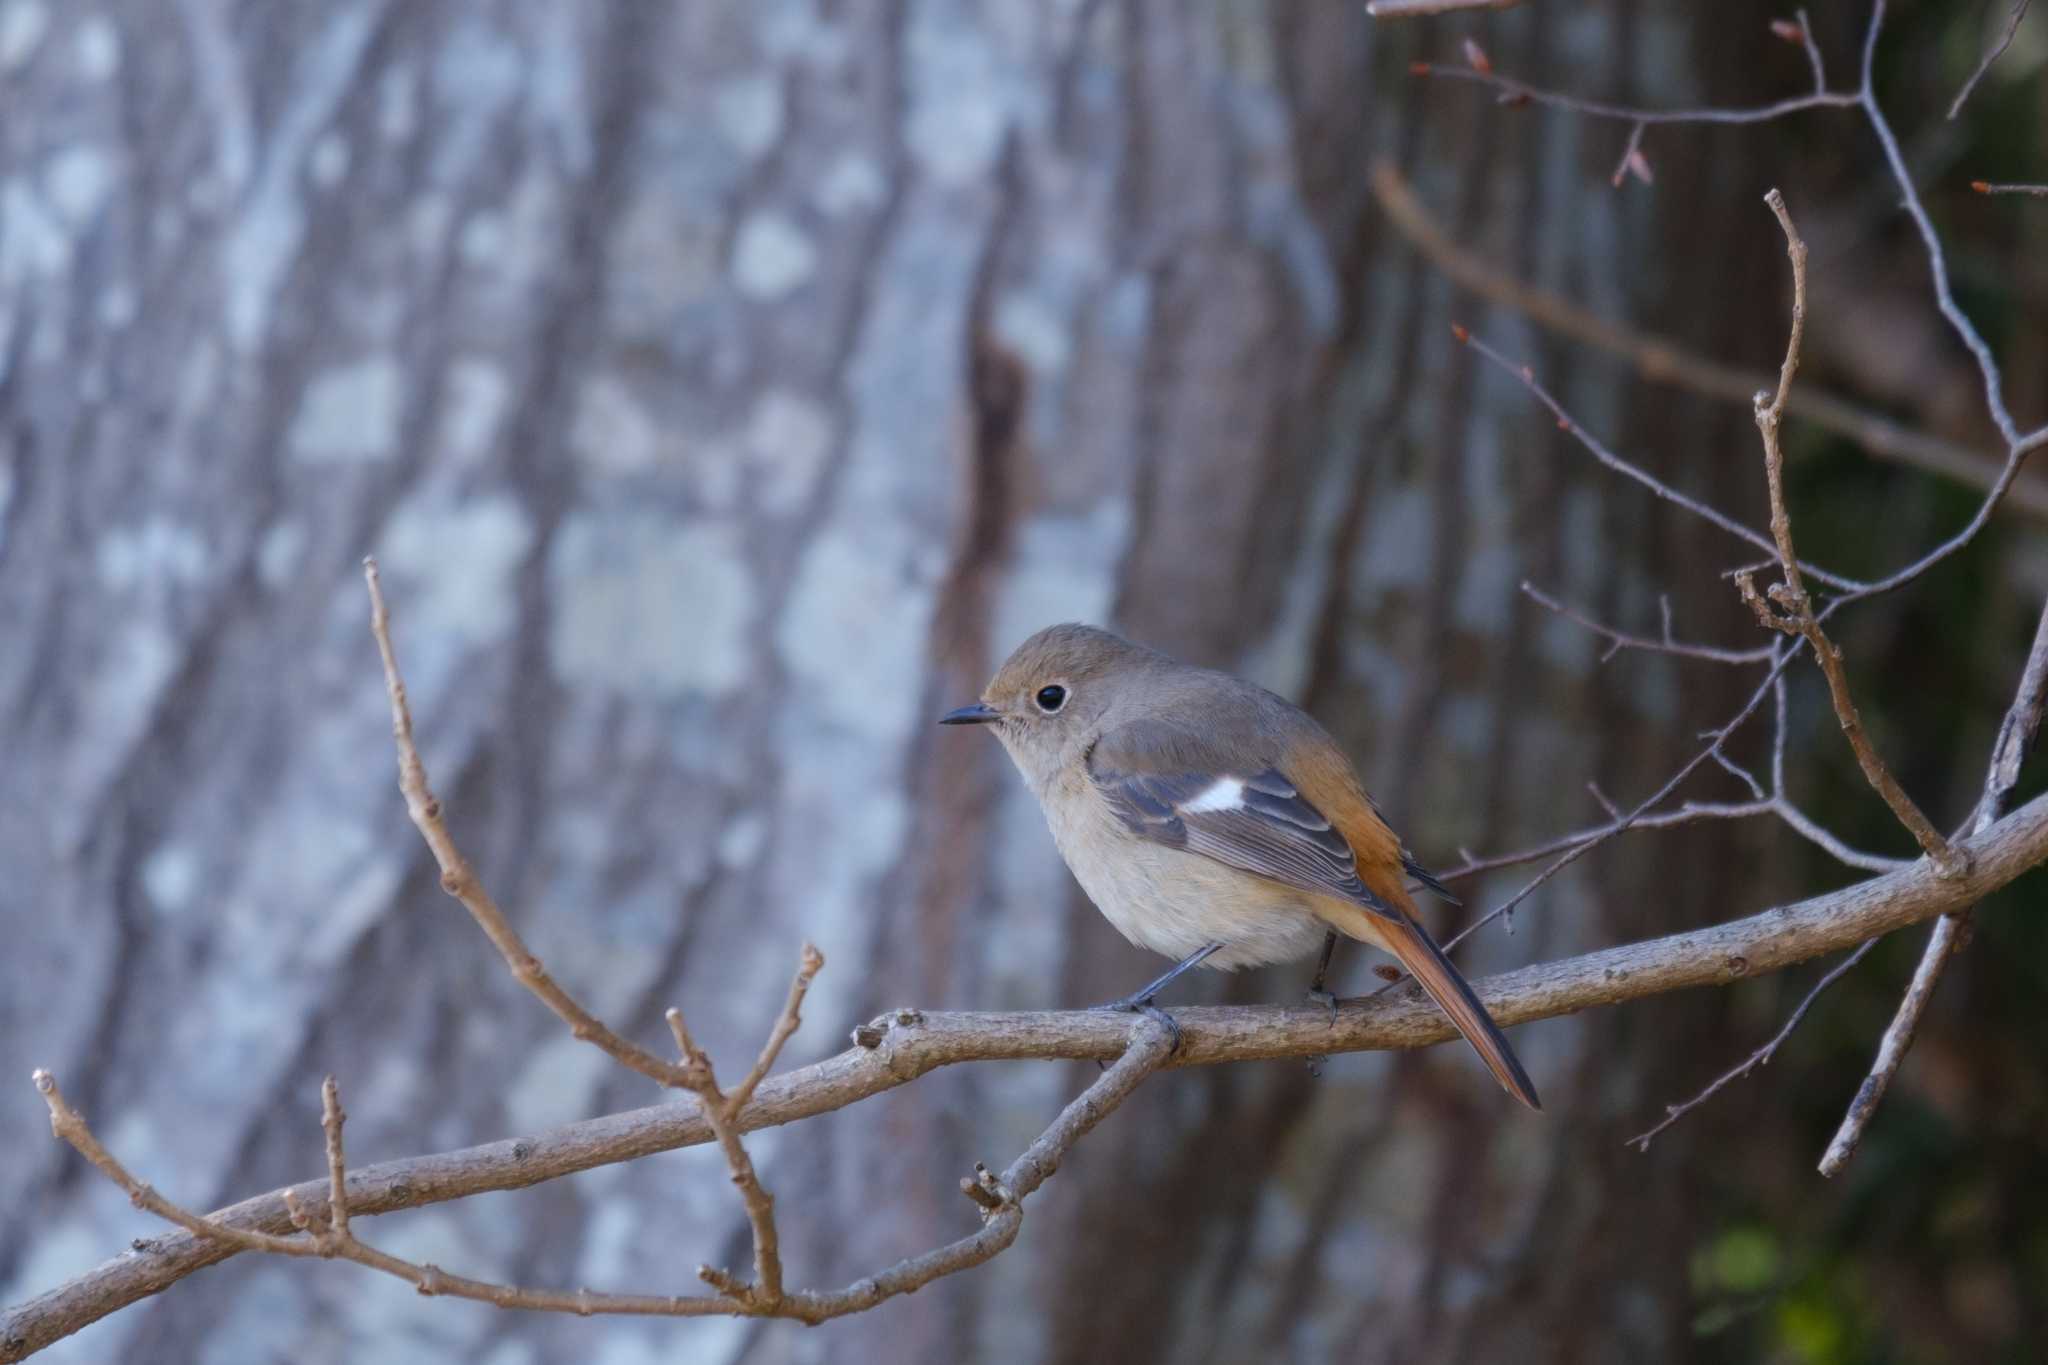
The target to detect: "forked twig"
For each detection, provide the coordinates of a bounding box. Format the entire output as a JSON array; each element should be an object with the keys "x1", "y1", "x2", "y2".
[
  {"x1": 363, "y1": 558, "x2": 693, "y2": 1089},
  {"x1": 1818, "y1": 600, "x2": 2048, "y2": 1174},
  {"x1": 1734, "y1": 193, "x2": 1960, "y2": 876}
]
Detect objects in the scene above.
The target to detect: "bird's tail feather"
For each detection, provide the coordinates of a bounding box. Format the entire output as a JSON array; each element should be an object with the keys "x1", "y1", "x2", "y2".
[{"x1": 1316, "y1": 898, "x2": 1541, "y2": 1111}]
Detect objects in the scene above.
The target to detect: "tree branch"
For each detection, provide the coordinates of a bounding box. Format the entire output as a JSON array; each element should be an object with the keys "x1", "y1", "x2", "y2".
[
  {"x1": 1948, "y1": 0, "x2": 2030, "y2": 120},
  {"x1": 1970, "y1": 180, "x2": 2048, "y2": 198},
  {"x1": 363, "y1": 559, "x2": 693, "y2": 1090},
  {"x1": 1736, "y1": 191, "x2": 1961, "y2": 874},
  {"x1": 1817, "y1": 598, "x2": 2048, "y2": 1174},
  {"x1": 13, "y1": 788, "x2": 2048, "y2": 1359},
  {"x1": 1365, "y1": 0, "x2": 1520, "y2": 17},
  {"x1": 1417, "y1": 0, "x2": 2048, "y2": 596},
  {"x1": 1628, "y1": 938, "x2": 1877, "y2": 1151},
  {"x1": 1369, "y1": 165, "x2": 2042, "y2": 514}
]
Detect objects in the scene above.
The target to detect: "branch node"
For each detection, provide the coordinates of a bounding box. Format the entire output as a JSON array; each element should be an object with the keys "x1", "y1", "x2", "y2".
[{"x1": 959, "y1": 1162, "x2": 1014, "y2": 1214}]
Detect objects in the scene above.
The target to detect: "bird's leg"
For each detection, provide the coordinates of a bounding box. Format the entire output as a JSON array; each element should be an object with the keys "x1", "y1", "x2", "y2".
[
  {"x1": 1095, "y1": 941, "x2": 1223, "y2": 1012},
  {"x1": 1306, "y1": 930, "x2": 1340, "y2": 1022}
]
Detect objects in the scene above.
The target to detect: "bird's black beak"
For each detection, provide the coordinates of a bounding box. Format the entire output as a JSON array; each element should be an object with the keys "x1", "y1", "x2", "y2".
[{"x1": 939, "y1": 702, "x2": 1001, "y2": 726}]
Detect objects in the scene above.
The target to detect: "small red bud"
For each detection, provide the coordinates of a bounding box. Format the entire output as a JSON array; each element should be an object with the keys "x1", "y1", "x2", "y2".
[
  {"x1": 1450, "y1": 323, "x2": 1470, "y2": 344},
  {"x1": 1970, "y1": 180, "x2": 1992, "y2": 194},
  {"x1": 1769, "y1": 19, "x2": 1803, "y2": 43},
  {"x1": 1409, "y1": 61, "x2": 1432, "y2": 76},
  {"x1": 1462, "y1": 39, "x2": 1492, "y2": 75}
]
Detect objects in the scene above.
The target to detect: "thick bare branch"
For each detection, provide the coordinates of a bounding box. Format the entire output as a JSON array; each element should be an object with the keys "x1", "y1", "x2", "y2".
[
  {"x1": 29, "y1": 1019, "x2": 1174, "y2": 1336},
  {"x1": 13, "y1": 787, "x2": 2048, "y2": 1358}
]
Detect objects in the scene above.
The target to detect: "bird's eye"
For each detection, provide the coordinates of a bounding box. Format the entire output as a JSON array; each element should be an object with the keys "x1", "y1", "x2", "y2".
[{"x1": 1034, "y1": 684, "x2": 1068, "y2": 714}]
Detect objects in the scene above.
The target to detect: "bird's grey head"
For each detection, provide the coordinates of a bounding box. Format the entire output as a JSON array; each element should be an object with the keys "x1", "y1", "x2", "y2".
[{"x1": 939, "y1": 623, "x2": 1160, "y2": 790}]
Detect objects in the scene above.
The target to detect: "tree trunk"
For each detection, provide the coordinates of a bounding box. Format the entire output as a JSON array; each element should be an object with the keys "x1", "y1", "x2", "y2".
[{"x1": 0, "y1": 2, "x2": 1869, "y2": 1361}]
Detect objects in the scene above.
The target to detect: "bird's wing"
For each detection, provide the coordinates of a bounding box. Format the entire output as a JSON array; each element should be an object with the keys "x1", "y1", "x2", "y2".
[
  {"x1": 1085, "y1": 718, "x2": 1405, "y2": 925},
  {"x1": 1088, "y1": 716, "x2": 1539, "y2": 1109}
]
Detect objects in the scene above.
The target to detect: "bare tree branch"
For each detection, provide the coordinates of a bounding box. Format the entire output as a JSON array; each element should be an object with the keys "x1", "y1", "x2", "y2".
[
  {"x1": 665, "y1": 950, "x2": 823, "y2": 1309},
  {"x1": 30, "y1": 1020, "x2": 1174, "y2": 1334},
  {"x1": 363, "y1": 559, "x2": 693, "y2": 1091},
  {"x1": 1629, "y1": 939, "x2": 1877, "y2": 1151},
  {"x1": 1419, "y1": 0, "x2": 2048, "y2": 591},
  {"x1": 1520, "y1": 581, "x2": 1775, "y2": 665},
  {"x1": 13, "y1": 787, "x2": 2048, "y2": 1360},
  {"x1": 1736, "y1": 191, "x2": 1961, "y2": 873},
  {"x1": 1366, "y1": 0, "x2": 1520, "y2": 17},
  {"x1": 1369, "y1": 165, "x2": 2042, "y2": 513},
  {"x1": 1789, "y1": 8, "x2": 1828, "y2": 92},
  {"x1": 1818, "y1": 599, "x2": 2048, "y2": 1174},
  {"x1": 1434, "y1": 644, "x2": 1801, "y2": 956},
  {"x1": 1736, "y1": 192, "x2": 1957, "y2": 875},
  {"x1": 1451, "y1": 329, "x2": 1865, "y2": 591},
  {"x1": 1948, "y1": 0, "x2": 2031, "y2": 119},
  {"x1": 1971, "y1": 180, "x2": 2048, "y2": 197}
]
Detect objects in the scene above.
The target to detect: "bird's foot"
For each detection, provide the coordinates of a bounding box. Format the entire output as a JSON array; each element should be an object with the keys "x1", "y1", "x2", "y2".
[
  {"x1": 1091, "y1": 994, "x2": 1182, "y2": 1054},
  {"x1": 1305, "y1": 987, "x2": 1339, "y2": 1024}
]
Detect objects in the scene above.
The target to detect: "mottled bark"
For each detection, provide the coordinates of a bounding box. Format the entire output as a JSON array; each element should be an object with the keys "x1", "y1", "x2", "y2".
[{"x1": 0, "y1": 2, "x2": 1886, "y2": 1362}]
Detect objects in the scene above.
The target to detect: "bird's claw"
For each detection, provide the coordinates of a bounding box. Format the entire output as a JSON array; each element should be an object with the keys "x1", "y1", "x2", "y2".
[
  {"x1": 1093, "y1": 996, "x2": 1181, "y2": 1054},
  {"x1": 1305, "y1": 987, "x2": 1338, "y2": 1024}
]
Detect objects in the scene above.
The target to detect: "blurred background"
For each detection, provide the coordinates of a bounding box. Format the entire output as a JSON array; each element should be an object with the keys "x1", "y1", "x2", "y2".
[{"x1": 3, "y1": 2, "x2": 2046, "y2": 1361}]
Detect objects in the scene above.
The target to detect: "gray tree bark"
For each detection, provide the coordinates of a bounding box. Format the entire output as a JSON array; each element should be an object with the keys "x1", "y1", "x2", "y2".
[{"x1": 1, "y1": 2, "x2": 1813, "y2": 1361}]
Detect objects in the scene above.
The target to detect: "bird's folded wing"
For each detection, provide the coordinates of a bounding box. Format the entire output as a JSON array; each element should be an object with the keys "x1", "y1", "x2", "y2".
[{"x1": 1086, "y1": 719, "x2": 1405, "y2": 924}]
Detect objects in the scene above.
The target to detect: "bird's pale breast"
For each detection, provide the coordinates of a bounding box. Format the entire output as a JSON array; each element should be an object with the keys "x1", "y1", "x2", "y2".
[{"x1": 1042, "y1": 766, "x2": 1330, "y2": 970}]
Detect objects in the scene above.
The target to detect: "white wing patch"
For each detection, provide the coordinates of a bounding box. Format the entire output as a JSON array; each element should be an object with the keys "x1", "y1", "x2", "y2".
[{"x1": 1178, "y1": 776, "x2": 1245, "y2": 814}]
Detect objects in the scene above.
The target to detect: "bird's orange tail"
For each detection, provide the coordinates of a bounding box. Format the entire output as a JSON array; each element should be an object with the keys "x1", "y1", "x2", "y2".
[{"x1": 1316, "y1": 895, "x2": 1541, "y2": 1111}]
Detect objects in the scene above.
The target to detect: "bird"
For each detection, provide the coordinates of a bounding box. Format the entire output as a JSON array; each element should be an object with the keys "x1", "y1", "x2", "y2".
[{"x1": 940, "y1": 622, "x2": 1539, "y2": 1110}]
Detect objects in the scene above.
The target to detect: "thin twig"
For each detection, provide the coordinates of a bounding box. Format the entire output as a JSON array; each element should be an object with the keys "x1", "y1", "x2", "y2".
[
  {"x1": 1818, "y1": 599, "x2": 2048, "y2": 1174},
  {"x1": 728, "y1": 944, "x2": 826, "y2": 1117},
  {"x1": 1452, "y1": 331, "x2": 1866, "y2": 591},
  {"x1": 1948, "y1": 0, "x2": 2030, "y2": 119},
  {"x1": 1411, "y1": 61, "x2": 1859, "y2": 124},
  {"x1": 1971, "y1": 180, "x2": 2048, "y2": 197},
  {"x1": 1859, "y1": 0, "x2": 2020, "y2": 449},
  {"x1": 1434, "y1": 790, "x2": 1905, "y2": 882},
  {"x1": 1628, "y1": 939, "x2": 1877, "y2": 1150},
  {"x1": 363, "y1": 558, "x2": 693, "y2": 1089},
  {"x1": 1622, "y1": 941, "x2": 1875, "y2": 1154},
  {"x1": 319, "y1": 1078, "x2": 348, "y2": 1240},
  {"x1": 1369, "y1": 165, "x2": 2040, "y2": 513},
  {"x1": 1610, "y1": 121, "x2": 1649, "y2": 188},
  {"x1": 1737, "y1": 192, "x2": 1960, "y2": 874},
  {"x1": 1793, "y1": 8, "x2": 1827, "y2": 92},
  {"x1": 1365, "y1": 0, "x2": 1520, "y2": 16},
  {"x1": 1521, "y1": 581, "x2": 1776, "y2": 664},
  {"x1": 1435, "y1": 643, "x2": 1802, "y2": 957},
  {"x1": 663, "y1": 943, "x2": 823, "y2": 1308}
]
